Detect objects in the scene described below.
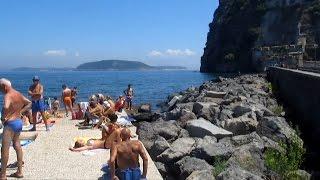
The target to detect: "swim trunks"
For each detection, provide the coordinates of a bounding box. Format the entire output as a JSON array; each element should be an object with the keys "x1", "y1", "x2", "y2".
[
  {"x1": 4, "y1": 119, "x2": 23, "y2": 133},
  {"x1": 63, "y1": 97, "x2": 72, "y2": 106},
  {"x1": 126, "y1": 96, "x2": 133, "y2": 103},
  {"x1": 116, "y1": 167, "x2": 141, "y2": 180},
  {"x1": 32, "y1": 99, "x2": 46, "y2": 113}
]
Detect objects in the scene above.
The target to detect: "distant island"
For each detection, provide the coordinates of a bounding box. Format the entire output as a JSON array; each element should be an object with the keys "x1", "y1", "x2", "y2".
[
  {"x1": 12, "y1": 67, "x2": 75, "y2": 71},
  {"x1": 76, "y1": 60, "x2": 187, "y2": 71}
]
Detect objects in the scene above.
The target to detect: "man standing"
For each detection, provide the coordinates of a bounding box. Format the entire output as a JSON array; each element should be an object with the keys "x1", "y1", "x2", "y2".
[
  {"x1": 0, "y1": 78, "x2": 31, "y2": 179},
  {"x1": 61, "y1": 84, "x2": 74, "y2": 117},
  {"x1": 109, "y1": 128, "x2": 148, "y2": 180},
  {"x1": 124, "y1": 84, "x2": 134, "y2": 110},
  {"x1": 28, "y1": 76, "x2": 50, "y2": 131}
]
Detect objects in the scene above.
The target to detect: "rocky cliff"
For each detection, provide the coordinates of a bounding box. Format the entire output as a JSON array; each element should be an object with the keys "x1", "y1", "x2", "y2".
[{"x1": 201, "y1": 0, "x2": 320, "y2": 73}]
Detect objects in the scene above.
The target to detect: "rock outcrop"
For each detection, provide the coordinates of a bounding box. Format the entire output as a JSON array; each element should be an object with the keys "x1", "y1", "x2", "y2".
[
  {"x1": 136, "y1": 74, "x2": 308, "y2": 179},
  {"x1": 200, "y1": 0, "x2": 320, "y2": 73}
]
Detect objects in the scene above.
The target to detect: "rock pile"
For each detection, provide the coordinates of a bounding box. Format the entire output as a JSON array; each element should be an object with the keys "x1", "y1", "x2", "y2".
[{"x1": 136, "y1": 74, "x2": 307, "y2": 179}]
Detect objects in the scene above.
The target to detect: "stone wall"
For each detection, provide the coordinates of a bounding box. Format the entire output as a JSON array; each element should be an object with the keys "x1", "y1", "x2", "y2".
[{"x1": 267, "y1": 67, "x2": 320, "y2": 170}]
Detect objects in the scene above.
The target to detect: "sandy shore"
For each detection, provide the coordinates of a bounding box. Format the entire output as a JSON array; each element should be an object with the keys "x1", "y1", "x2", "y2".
[{"x1": 5, "y1": 117, "x2": 162, "y2": 179}]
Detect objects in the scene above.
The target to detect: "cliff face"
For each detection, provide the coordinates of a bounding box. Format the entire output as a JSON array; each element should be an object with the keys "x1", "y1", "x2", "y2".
[{"x1": 201, "y1": 0, "x2": 320, "y2": 73}]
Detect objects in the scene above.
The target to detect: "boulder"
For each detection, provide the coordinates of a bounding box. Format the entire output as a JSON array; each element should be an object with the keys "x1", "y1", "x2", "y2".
[
  {"x1": 165, "y1": 108, "x2": 182, "y2": 120},
  {"x1": 137, "y1": 121, "x2": 157, "y2": 150},
  {"x1": 157, "y1": 137, "x2": 195, "y2": 163},
  {"x1": 176, "y1": 102, "x2": 194, "y2": 112},
  {"x1": 257, "y1": 116, "x2": 296, "y2": 142},
  {"x1": 133, "y1": 113, "x2": 154, "y2": 122},
  {"x1": 154, "y1": 162, "x2": 168, "y2": 177},
  {"x1": 191, "y1": 139, "x2": 234, "y2": 163},
  {"x1": 232, "y1": 104, "x2": 252, "y2": 117},
  {"x1": 227, "y1": 144, "x2": 266, "y2": 177},
  {"x1": 177, "y1": 109, "x2": 197, "y2": 127},
  {"x1": 193, "y1": 102, "x2": 218, "y2": 121},
  {"x1": 178, "y1": 128, "x2": 190, "y2": 138},
  {"x1": 138, "y1": 104, "x2": 151, "y2": 113},
  {"x1": 217, "y1": 167, "x2": 263, "y2": 180},
  {"x1": 205, "y1": 91, "x2": 227, "y2": 98},
  {"x1": 153, "y1": 120, "x2": 181, "y2": 140},
  {"x1": 186, "y1": 170, "x2": 215, "y2": 180},
  {"x1": 221, "y1": 116, "x2": 258, "y2": 135},
  {"x1": 231, "y1": 132, "x2": 263, "y2": 147},
  {"x1": 175, "y1": 156, "x2": 214, "y2": 179},
  {"x1": 186, "y1": 118, "x2": 233, "y2": 139},
  {"x1": 219, "y1": 109, "x2": 234, "y2": 121},
  {"x1": 150, "y1": 136, "x2": 171, "y2": 157},
  {"x1": 168, "y1": 95, "x2": 182, "y2": 109}
]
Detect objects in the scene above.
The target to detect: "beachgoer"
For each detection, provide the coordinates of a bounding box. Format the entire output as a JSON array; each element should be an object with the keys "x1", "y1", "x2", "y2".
[
  {"x1": 70, "y1": 115, "x2": 121, "y2": 152},
  {"x1": 51, "y1": 97, "x2": 60, "y2": 117},
  {"x1": 0, "y1": 78, "x2": 32, "y2": 179},
  {"x1": 28, "y1": 76, "x2": 50, "y2": 131},
  {"x1": 75, "y1": 103, "x2": 84, "y2": 119},
  {"x1": 124, "y1": 84, "x2": 134, "y2": 110},
  {"x1": 109, "y1": 128, "x2": 148, "y2": 180},
  {"x1": 61, "y1": 84, "x2": 74, "y2": 117},
  {"x1": 71, "y1": 87, "x2": 78, "y2": 107},
  {"x1": 114, "y1": 96, "x2": 125, "y2": 112},
  {"x1": 80, "y1": 100, "x2": 103, "y2": 126}
]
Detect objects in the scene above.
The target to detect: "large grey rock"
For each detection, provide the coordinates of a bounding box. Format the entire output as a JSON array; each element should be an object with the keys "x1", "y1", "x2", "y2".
[
  {"x1": 150, "y1": 136, "x2": 171, "y2": 157},
  {"x1": 232, "y1": 104, "x2": 252, "y2": 117},
  {"x1": 221, "y1": 116, "x2": 258, "y2": 135},
  {"x1": 176, "y1": 102, "x2": 194, "y2": 112},
  {"x1": 165, "y1": 108, "x2": 182, "y2": 120},
  {"x1": 191, "y1": 139, "x2": 234, "y2": 163},
  {"x1": 217, "y1": 167, "x2": 263, "y2": 180},
  {"x1": 175, "y1": 156, "x2": 214, "y2": 179},
  {"x1": 219, "y1": 109, "x2": 234, "y2": 121},
  {"x1": 257, "y1": 116, "x2": 296, "y2": 142},
  {"x1": 231, "y1": 132, "x2": 263, "y2": 147},
  {"x1": 177, "y1": 109, "x2": 197, "y2": 127},
  {"x1": 186, "y1": 170, "x2": 215, "y2": 180},
  {"x1": 193, "y1": 102, "x2": 218, "y2": 121},
  {"x1": 168, "y1": 95, "x2": 182, "y2": 109},
  {"x1": 154, "y1": 161, "x2": 168, "y2": 177},
  {"x1": 157, "y1": 137, "x2": 195, "y2": 162},
  {"x1": 205, "y1": 91, "x2": 227, "y2": 98},
  {"x1": 227, "y1": 144, "x2": 266, "y2": 177},
  {"x1": 137, "y1": 121, "x2": 157, "y2": 150},
  {"x1": 186, "y1": 118, "x2": 233, "y2": 139}
]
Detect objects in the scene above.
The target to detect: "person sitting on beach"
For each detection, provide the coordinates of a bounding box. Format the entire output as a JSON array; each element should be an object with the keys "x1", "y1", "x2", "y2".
[
  {"x1": 71, "y1": 87, "x2": 78, "y2": 107},
  {"x1": 124, "y1": 84, "x2": 134, "y2": 110},
  {"x1": 115, "y1": 96, "x2": 125, "y2": 112},
  {"x1": 80, "y1": 99, "x2": 104, "y2": 126},
  {"x1": 75, "y1": 103, "x2": 84, "y2": 119},
  {"x1": 109, "y1": 128, "x2": 148, "y2": 180},
  {"x1": 0, "y1": 78, "x2": 32, "y2": 179},
  {"x1": 28, "y1": 76, "x2": 50, "y2": 131},
  {"x1": 61, "y1": 84, "x2": 74, "y2": 117},
  {"x1": 51, "y1": 97, "x2": 60, "y2": 117},
  {"x1": 69, "y1": 115, "x2": 122, "y2": 152}
]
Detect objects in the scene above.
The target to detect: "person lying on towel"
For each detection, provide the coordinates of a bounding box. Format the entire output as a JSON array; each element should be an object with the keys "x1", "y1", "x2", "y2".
[
  {"x1": 70, "y1": 114, "x2": 121, "y2": 152},
  {"x1": 109, "y1": 128, "x2": 148, "y2": 180}
]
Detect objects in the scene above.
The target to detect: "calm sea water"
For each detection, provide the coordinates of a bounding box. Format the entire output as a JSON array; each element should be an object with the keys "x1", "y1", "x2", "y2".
[{"x1": 0, "y1": 71, "x2": 214, "y2": 109}]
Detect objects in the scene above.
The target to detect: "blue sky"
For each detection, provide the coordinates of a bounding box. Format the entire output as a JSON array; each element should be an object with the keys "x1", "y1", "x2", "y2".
[{"x1": 0, "y1": 0, "x2": 218, "y2": 69}]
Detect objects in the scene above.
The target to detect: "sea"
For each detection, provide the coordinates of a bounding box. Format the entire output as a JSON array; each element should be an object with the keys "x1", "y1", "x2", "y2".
[{"x1": 0, "y1": 71, "x2": 214, "y2": 109}]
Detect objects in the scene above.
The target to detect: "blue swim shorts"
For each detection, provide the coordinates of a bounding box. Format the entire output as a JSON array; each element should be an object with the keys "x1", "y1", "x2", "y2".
[
  {"x1": 4, "y1": 119, "x2": 23, "y2": 133},
  {"x1": 32, "y1": 99, "x2": 46, "y2": 113},
  {"x1": 116, "y1": 167, "x2": 141, "y2": 180}
]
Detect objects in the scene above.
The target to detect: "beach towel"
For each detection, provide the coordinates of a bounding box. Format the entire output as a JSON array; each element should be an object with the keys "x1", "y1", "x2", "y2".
[
  {"x1": 116, "y1": 111, "x2": 136, "y2": 127},
  {"x1": 81, "y1": 149, "x2": 107, "y2": 156},
  {"x1": 79, "y1": 102, "x2": 89, "y2": 111}
]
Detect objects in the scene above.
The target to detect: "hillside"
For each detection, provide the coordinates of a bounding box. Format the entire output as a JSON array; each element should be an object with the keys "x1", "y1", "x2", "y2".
[
  {"x1": 201, "y1": 0, "x2": 320, "y2": 73},
  {"x1": 76, "y1": 60, "x2": 186, "y2": 70}
]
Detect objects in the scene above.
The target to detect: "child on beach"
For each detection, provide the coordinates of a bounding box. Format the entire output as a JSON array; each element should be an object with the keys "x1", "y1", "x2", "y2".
[{"x1": 51, "y1": 97, "x2": 60, "y2": 117}]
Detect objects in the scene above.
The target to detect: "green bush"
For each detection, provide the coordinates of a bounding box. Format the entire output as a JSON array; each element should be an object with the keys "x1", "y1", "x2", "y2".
[
  {"x1": 213, "y1": 157, "x2": 228, "y2": 177},
  {"x1": 264, "y1": 134, "x2": 306, "y2": 179}
]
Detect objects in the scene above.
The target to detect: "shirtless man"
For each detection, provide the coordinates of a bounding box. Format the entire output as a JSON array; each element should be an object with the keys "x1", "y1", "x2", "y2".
[
  {"x1": 28, "y1": 76, "x2": 50, "y2": 131},
  {"x1": 124, "y1": 84, "x2": 134, "y2": 110},
  {"x1": 109, "y1": 128, "x2": 148, "y2": 180},
  {"x1": 0, "y1": 78, "x2": 32, "y2": 179},
  {"x1": 61, "y1": 84, "x2": 74, "y2": 117},
  {"x1": 71, "y1": 87, "x2": 78, "y2": 107},
  {"x1": 70, "y1": 114, "x2": 121, "y2": 152}
]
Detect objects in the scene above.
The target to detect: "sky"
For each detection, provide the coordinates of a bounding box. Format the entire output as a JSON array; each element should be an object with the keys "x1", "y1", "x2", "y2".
[{"x1": 0, "y1": 0, "x2": 218, "y2": 70}]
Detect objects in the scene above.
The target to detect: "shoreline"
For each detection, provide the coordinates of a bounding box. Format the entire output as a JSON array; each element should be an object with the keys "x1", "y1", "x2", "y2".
[{"x1": 135, "y1": 73, "x2": 311, "y2": 179}]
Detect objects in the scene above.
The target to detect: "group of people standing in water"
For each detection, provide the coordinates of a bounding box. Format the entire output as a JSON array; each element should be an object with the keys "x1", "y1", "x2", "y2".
[{"x1": 0, "y1": 76, "x2": 148, "y2": 180}]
